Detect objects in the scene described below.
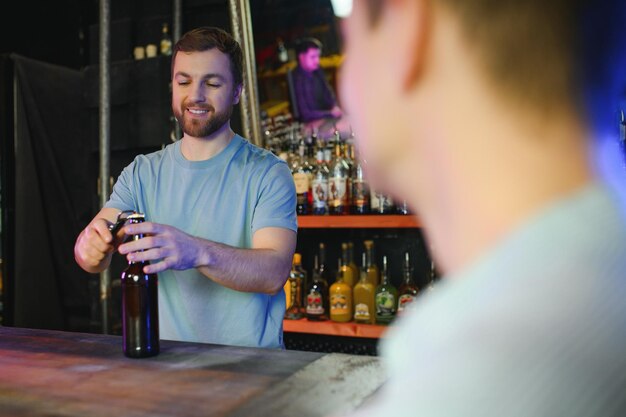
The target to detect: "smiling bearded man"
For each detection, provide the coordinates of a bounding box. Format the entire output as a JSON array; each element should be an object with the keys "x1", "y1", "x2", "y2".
[{"x1": 75, "y1": 27, "x2": 297, "y2": 349}]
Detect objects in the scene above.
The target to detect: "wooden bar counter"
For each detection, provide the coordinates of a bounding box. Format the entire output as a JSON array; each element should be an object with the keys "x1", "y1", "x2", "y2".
[{"x1": 0, "y1": 326, "x2": 386, "y2": 417}]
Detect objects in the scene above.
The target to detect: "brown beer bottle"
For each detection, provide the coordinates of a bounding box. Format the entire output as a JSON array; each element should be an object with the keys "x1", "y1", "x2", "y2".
[{"x1": 121, "y1": 213, "x2": 160, "y2": 358}]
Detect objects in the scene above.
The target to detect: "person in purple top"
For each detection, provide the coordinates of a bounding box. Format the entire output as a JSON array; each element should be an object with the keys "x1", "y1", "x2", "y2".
[{"x1": 290, "y1": 37, "x2": 351, "y2": 139}]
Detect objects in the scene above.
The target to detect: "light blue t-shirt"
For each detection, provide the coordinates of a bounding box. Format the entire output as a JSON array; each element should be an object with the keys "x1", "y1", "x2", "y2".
[
  {"x1": 349, "y1": 181, "x2": 626, "y2": 417},
  {"x1": 105, "y1": 134, "x2": 297, "y2": 348}
]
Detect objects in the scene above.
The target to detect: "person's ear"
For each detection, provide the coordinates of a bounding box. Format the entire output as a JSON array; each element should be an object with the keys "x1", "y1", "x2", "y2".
[
  {"x1": 233, "y1": 84, "x2": 243, "y2": 105},
  {"x1": 382, "y1": 0, "x2": 429, "y2": 92}
]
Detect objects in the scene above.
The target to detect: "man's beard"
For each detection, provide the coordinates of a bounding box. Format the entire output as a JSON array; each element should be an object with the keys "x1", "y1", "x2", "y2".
[{"x1": 174, "y1": 103, "x2": 234, "y2": 138}]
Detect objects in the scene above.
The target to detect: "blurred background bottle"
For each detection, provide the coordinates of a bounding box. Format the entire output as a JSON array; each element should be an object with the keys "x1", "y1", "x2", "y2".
[
  {"x1": 363, "y1": 240, "x2": 380, "y2": 287},
  {"x1": 312, "y1": 143, "x2": 330, "y2": 215},
  {"x1": 375, "y1": 256, "x2": 398, "y2": 325},
  {"x1": 330, "y1": 259, "x2": 352, "y2": 323},
  {"x1": 339, "y1": 242, "x2": 356, "y2": 287},
  {"x1": 305, "y1": 246, "x2": 329, "y2": 321},
  {"x1": 397, "y1": 252, "x2": 420, "y2": 315},
  {"x1": 285, "y1": 253, "x2": 305, "y2": 320},
  {"x1": 353, "y1": 253, "x2": 375, "y2": 324},
  {"x1": 329, "y1": 134, "x2": 350, "y2": 215},
  {"x1": 160, "y1": 23, "x2": 172, "y2": 56}
]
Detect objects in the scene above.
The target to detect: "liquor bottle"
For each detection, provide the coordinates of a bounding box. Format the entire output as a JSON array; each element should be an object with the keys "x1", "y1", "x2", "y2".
[
  {"x1": 121, "y1": 213, "x2": 159, "y2": 358},
  {"x1": 371, "y1": 189, "x2": 395, "y2": 214},
  {"x1": 329, "y1": 135, "x2": 350, "y2": 215},
  {"x1": 339, "y1": 242, "x2": 357, "y2": 287},
  {"x1": 330, "y1": 259, "x2": 353, "y2": 323},
  {"x1": 323, "y1": 138, "x2": 334, "y2": 167},
  {"x1": 426, "y1": 258, "x2": 438, "y2": 292},
  {"x1": 375, "y1": 256, "x2": 398, "y2": 325},
  {"x1": 160, "y1": 23, "x2": 172, "y2": 56},
  {"x1": 277, "y1": 37, "x2": 289, "y2": 64},
  {"x1": 353, "y1": 253, "x2": 376, "y2": 324},
  {"x1": 285, "y1": 253, "x2": 305, "y2": 320},
  {"x1": 351, "y1": 153, "x2": 370, "y2": 214},
  {"x1": 397, "y1": 252, "x2": 420, "y2": 315},
  {"x1": 312, "y1": 145, "x2": 330, "y2": 215},
  {"x1": 347, "y1": 242, "x2": 360, "y2": 283},
  {"x1": 343, "y1": 140, "x2": 354, "y2": 207},
  {"x1": 305, "y1": 254, "x2": 329, "y2": 321},
  {"x1": 304, "y1": 140, "x2": 316, "y2": 209},
  {"x1": 292, "y1": 141, "x2": 311, "y2": 215},
  {"x1": 317, "y1": 242, "x2": 331, "y2": 283},
  {"x1": 363, "y1": 240, "x2": 380, "y2": 287},
  {"x1": 396, "y1": 200, "x2": 412, "y2": 215}
]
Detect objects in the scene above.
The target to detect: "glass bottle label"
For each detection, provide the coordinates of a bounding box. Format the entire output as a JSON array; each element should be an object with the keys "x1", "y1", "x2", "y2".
[
  {"x1": 284, "y1": 281, "x2": 292, "y2": 310},
  {"x1": 375, "y1": 292, "x2": 397, "y2": 316},
  {"x1": 330, "y1": 294, "x2": 349, "y2": 314},
  {"x1": 329, "y1": 177, "x2": 347, "y2": 207},
  {"x1": 352, "y1": 179, "x2": 369, "y2": 207},
  {"x1": 354, "y1": 303, "x2": 371, "y2": 320},
  {"x1": 397, "y1": 294, "x2": 416, "y2": 312},
  {"x1": 312, "y1": 179, "x2": 329, "y2": 208},
  {"x1": 289, "y1": 279, "x2": 299, "y2": 308},
  {"x1": 306, "y1": 291, "x2": 325, "y2": 315},
  {"x1": 293, "y1": 172, "x2": 310, "y2": 194}
]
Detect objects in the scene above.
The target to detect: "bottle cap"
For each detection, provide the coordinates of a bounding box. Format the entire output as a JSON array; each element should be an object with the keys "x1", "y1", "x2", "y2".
[
  {"x1": 293, "y1": 253, "x2": 302, "y2": 264},
  {"x1": 127, "y1": 212, "x2": 145, "y2": 221}
]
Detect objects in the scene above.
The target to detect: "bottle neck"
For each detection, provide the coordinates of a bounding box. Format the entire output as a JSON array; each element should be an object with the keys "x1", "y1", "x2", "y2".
[
  {"x1": 365, "y1": 247, "x2": 374, "y2": 268},
  {"x1": 336, "y1": 259, "x2": 344, "y2": 283},
  {"x1": 380, "y1": 257, "x2": 389, "y2": 284},
  {"x1": 403, "y1": 269, "x2": 413, "y2": 284},
  {"x1": 341, "y1": 249, "x2": 349, "y2": 267}
]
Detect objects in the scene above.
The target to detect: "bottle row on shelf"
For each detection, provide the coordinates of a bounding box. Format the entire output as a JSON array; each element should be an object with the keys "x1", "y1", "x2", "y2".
[
  {"x1": 284, "y1": 240, "x2": 437, "y2": 326},
  {"x1": 263, "y1": 116, "x2": 410, "y2": 216}
]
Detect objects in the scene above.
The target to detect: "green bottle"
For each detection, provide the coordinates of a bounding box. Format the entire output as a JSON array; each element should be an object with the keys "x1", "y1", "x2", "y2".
[{"x1": 375, "y1": 255, "x2": 398, "y2": 325}]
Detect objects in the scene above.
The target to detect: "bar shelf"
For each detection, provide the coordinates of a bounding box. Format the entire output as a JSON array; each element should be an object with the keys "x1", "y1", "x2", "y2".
[
  {"x1": 297, "y1": 215, "x2": 421, "y2": 229},
  {"x1": 283, "y1": 318, "x2": 390, "y2": 339}
]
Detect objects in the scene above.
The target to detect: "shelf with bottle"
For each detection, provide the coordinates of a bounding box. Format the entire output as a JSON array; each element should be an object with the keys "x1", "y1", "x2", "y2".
[
  {"x1": 284, "y1": 129, "x2": 419, "y2": 224},
  {"x1": 284, "y1": 242, "x2": 438, "y2": 343}
]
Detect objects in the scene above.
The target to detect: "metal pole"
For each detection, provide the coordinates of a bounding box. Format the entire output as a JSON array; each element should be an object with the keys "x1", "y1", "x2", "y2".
[
  {"x1": 173, "y1": 0, "x2": 183, "y2": 42},
  {"x1": 228, "y1": 0, "x2": 263, "y2": 146},
  {"x1": 172, "y1": 0, "x2": 183, "y2": 141},
  {"x1": 99, "y1": 0, "x2": 111, "y2": 335}
]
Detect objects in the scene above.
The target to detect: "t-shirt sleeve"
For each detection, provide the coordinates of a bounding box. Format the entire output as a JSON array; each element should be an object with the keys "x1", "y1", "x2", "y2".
[
  {"x1": 104, "y1": 160, "x2": 138, "y2": 212},
  {"x1": 252, "y1": 161, "x2": 297, "y2": 234}
]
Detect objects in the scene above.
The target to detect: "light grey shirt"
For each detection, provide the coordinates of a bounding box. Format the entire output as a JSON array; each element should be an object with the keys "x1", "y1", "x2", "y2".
[{"x1": 349, "y1": 182, "x2": 626, "y2": 416}]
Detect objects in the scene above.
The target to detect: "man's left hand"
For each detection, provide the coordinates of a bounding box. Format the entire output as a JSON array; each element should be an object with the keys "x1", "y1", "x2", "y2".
[{"x1": 118, "y1": 221, "x2": 203, "y2": 274}]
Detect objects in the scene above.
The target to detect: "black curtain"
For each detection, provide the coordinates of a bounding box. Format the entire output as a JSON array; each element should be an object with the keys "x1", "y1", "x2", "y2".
[
  {"x1": 7, "y1": 54, "x2": 177, "y2": 333},
  {"x1": 12, "y1": 55, "x2": 93, "y2": 331}
]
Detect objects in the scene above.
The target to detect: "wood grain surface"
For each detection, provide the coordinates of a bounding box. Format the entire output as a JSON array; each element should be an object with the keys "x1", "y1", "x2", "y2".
[{"x1": 0, "y1": 326, "x2": 385, "y2": 417}]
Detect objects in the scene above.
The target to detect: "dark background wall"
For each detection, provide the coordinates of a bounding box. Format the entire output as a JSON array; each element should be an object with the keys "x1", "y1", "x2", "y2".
[
  {"x1": 0, "y1": 0, "x2": 236, "y2": 334},
  {"x1": 0, "y1": 0, "x2": 435, "y2": 337},
  {"x1": 0, "y1": 0, "x2": 342, "y2": 334}
]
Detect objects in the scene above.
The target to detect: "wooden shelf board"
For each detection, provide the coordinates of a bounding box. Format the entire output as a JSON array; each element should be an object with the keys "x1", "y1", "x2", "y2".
[
  {"x1": 283, "y1": 318, "x2": 390, "y2": 339},
  {"x1": 297, "y1": 215, "x2": 421, "y2": 229}
]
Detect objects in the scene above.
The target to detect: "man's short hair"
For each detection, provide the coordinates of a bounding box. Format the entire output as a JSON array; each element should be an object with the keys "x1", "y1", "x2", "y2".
[
  {"x1": 172, "y1": 26, "x2": 243, "y2": 87},
  {"x1": 365, "y1": 0, "x2": 626, "y2": 131},
  {"x1": 295, "y1": 37, "x2": 323, "y2": 57}
]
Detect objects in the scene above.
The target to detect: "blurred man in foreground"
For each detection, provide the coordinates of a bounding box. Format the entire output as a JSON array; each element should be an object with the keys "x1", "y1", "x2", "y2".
[{"x1": 339, "y1": 0, "x2": 626, "y2": 415}]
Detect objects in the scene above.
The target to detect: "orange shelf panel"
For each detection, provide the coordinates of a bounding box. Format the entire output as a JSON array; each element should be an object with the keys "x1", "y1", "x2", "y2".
[
  {"x1": 297, "y1": 215, "x2": 421, "y2": 229},
  {"x1": 283, "y1": 318, "x2": 390, "y2": 339}
]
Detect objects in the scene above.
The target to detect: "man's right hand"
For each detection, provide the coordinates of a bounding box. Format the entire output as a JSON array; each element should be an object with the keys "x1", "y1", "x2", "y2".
[{"x1": 74, "y1": 208, "x2": 123, "y2": 273}]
